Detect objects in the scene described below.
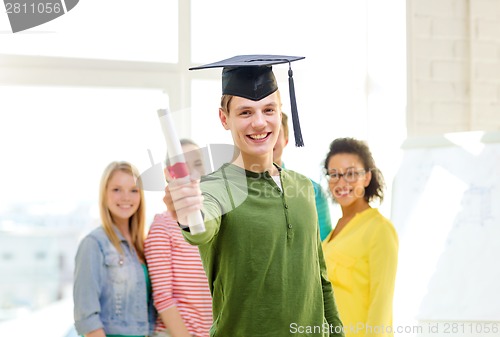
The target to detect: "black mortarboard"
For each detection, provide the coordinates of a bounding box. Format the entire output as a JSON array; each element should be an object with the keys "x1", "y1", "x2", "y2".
[{"x1": 190, "y1": 55, "x2": 305, "y2": 147}]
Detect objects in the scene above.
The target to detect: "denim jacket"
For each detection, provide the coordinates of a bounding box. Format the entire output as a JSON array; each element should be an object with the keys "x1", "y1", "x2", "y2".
[{"x1": 73, "y1": 226, "x2": 156, "y2": 336}]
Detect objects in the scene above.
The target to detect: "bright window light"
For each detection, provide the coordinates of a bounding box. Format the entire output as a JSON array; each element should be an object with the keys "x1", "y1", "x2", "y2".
[{"x1": 0, "y1": 0, "x2": 178, "y2": 62}]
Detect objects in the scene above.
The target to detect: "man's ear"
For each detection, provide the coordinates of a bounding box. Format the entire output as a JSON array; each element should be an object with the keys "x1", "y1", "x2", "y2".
[{"x1": 219, "y1": 108, "x2": 229, "y2": 130}]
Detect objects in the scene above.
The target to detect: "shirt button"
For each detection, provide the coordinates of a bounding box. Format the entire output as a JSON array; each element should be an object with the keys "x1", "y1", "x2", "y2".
[
  {"x1": 284, "y1": 204, "x2": 288, "y2": 209},
  {"x1": 288, "y1": 224, "x2": 292, "y2": 229}
]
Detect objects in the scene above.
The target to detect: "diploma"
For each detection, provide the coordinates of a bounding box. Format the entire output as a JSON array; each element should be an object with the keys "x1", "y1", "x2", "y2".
[{"x1": 157, "y1": 108, "x2": 206, "y2": 235}]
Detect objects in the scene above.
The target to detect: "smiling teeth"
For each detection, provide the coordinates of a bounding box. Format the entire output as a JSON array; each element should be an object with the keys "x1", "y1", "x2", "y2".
[
  {"x1": 250, "y1": 134, "x2": 267, "y2": 139},
  {"x1": 337, "y1": 190, "x2": 350, "y2": 196}
]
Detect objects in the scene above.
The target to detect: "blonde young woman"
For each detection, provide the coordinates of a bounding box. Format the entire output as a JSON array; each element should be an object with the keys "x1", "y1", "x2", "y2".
[
  {"x1": 74, "y1": 161, "x2": 156, "y2": 337},
  {"x1": 322, "y1": 138, "x2": 398, "y2": 337}
]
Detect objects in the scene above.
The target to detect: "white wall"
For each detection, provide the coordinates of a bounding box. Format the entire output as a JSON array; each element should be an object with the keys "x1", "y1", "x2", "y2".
[
  {"x1": 407, "y1": 0, "x2": 500, "y2": 136},
  {"x1": 401, "y1": 1, "x2": 500, "y2": 334}
]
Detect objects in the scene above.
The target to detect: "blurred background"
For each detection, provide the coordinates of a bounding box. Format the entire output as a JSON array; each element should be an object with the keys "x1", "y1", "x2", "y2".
[{"x1": 1, "y1": 0, "x2": 499, "y2": 336}]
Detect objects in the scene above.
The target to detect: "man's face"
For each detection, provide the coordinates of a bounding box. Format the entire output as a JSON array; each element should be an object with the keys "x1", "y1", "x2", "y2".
[{"x1": 221, "y1": 91, "x2": 282, "y2": 160}]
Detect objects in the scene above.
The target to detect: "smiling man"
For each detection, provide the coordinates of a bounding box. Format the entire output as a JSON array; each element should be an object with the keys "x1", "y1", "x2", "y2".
[{"x1": 163, "y1": 55, "x2": 344, "y2": 337}]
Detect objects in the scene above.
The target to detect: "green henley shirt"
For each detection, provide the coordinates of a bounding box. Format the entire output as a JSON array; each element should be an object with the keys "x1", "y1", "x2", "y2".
[{"x1": 183, "y1": 163, "x2": 344, "y2": 337}]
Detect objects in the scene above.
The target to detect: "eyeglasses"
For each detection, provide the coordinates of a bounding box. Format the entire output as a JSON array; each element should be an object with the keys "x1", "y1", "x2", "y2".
[{"x1": 325, "y1": 168, "x2": 366, "y2": 183}]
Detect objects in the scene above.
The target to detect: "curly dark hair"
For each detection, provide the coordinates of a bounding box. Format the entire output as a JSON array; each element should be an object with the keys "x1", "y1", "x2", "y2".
[{"x1": 323, "y1": 137, "x2": 385, "y2": 203}]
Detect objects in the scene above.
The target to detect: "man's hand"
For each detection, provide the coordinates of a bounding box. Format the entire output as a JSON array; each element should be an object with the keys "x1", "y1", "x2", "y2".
[{"x1": 163, "y1": 179, "x2": 204, "y2": 226}]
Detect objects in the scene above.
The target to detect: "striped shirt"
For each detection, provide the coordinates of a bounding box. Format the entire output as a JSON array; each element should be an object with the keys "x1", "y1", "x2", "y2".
[{"x1": 144, "y1": 213, "x2": 212, "y2": 337}]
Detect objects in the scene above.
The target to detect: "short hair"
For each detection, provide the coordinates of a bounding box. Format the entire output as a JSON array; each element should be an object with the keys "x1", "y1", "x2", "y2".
[
  {"x1": 219, "y1": 90, "x2": 283, "y2": 115},
  {"x1": 220, "y1": 94, "x2": 234, "y2": 115},
  {"x1": 323, "y1": 137, "x2": 385, "y2": 203}
]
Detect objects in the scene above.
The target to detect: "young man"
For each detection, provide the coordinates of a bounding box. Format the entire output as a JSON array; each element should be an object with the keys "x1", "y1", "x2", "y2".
[{"x1": 164, "y1": 55, "x2": 344, "y2": 337}]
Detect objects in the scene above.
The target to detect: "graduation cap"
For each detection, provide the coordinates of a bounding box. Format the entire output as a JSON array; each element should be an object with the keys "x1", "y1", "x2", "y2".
[{"x1": 190, "y1": 55, "x2": 305, "y2": 147}]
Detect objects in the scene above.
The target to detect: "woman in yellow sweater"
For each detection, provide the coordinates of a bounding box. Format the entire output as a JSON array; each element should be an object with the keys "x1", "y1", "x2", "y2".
[{"x1": 322, "y1": 138, "x2": 398, "y2": 337}]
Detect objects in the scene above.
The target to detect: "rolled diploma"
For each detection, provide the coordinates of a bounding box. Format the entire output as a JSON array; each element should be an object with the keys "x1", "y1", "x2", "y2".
[{"x1": 157, "y1": 108, "x2": 205, "y2": 235}]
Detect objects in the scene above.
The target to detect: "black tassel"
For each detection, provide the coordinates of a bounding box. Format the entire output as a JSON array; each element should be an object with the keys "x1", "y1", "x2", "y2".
[{"x1": 288, "y1": 65, "x2": 304, "y2": 147}]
